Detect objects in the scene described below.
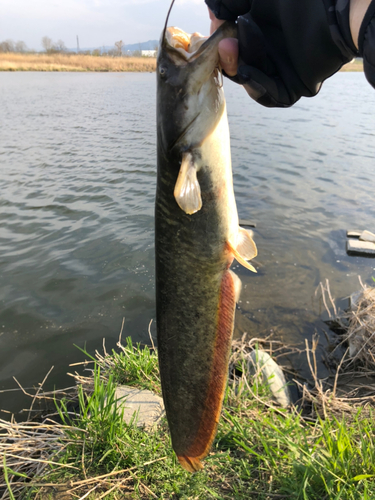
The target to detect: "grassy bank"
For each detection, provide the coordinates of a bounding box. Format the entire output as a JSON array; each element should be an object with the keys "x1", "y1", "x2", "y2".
[
  {"x1": 0, "y1": 53, "x2": 156, "y2": 72},
  {"x1": 0, "y1": 53, "x2": 363, "y2": 73},
  {"x1": 1, "y1": 333, "x2": 375, "y2": 499}
]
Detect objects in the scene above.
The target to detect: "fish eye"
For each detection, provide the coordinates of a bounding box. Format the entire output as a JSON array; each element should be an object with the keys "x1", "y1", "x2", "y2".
[{"x1": 159, "y1": 67, "x2": 167, "y2": 78}]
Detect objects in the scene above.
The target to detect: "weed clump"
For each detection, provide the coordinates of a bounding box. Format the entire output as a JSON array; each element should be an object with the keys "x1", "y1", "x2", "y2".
[{"x1": 342, "y1": 287, "x2": 375, "y2": 367}]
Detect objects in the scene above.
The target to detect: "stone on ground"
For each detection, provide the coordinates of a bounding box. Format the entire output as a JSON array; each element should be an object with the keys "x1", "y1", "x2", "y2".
[{"x1": 114, "y1": 386, "x2": 164, "y2": 429}]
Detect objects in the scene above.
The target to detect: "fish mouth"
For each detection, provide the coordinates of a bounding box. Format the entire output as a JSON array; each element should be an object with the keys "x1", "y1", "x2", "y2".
[
  {"x1": 157, "y1": 23, "x2": 236, "y2": 153},
  {"x1": 162, "y1": 22, "x2": 237, "y2": 66},
  {"x1": 164, "y1": 28, "x2": 208, "y2": 64}
]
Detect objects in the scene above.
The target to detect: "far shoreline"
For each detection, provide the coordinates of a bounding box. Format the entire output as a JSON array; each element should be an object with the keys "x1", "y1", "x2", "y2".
[
  {"x1": 0, "y1": 53, "x2": 157, "y2": 72},
  {"x1": 0, "y1": 53, "x2": 364, "y2": 73},
  {"x1": 340, "y1": 59, "x2": 363, "y2": 72}
]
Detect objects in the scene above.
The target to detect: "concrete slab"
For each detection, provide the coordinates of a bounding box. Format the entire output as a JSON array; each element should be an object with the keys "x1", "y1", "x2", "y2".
[
  {"x1": 114, "y1": 386, "x2": 164, "y2": 430},
  {"x1": 346, "y1": 230, "x2": 362, "y2": 238},
  {"x1": 359, "y1": 230, "x2": 375, "y2": 243},
  {"x1": 239, "y1": 219, "x2": 257, "y2": 228},
  {"x1": 347, "y1": 239, "x2": 375, "y2": 256}
]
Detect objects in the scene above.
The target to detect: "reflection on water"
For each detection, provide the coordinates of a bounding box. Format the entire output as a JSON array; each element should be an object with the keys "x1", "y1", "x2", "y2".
[{"x1": 0, "y1": 72, "x2": 374, "y2": 413}]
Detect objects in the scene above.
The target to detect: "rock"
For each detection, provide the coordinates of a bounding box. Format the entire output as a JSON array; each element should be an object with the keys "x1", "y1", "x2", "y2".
[
  {"x1": 348, "y1": 337, "x2": 360, "y2": 358},
  {"x1": 247, "y1": 349, "x2": 291, "y2": 408},
  {"x1": 114, "y1": 386, "x2": 164, "y2": 430},
  {"x1": 349, "y1": 290, "x2": 362, "y2": 310},
  {"x1": 359, "y1": 230, "x2": 375, "y2": 243},
  {"x1": 346, "y1": 230, "x2": 362, "y2": 238},
  {"x1": 239, "y1": 219, "x2": 257, "y2": 228},
  {"x1": 347, "y1": 239, "x2": 375, "y2": 256}
]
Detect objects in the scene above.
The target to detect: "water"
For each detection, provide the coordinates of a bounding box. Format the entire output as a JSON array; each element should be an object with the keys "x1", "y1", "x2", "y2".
[{"x1": 0, "y1": 71, "x2": 374, "y2": 414}]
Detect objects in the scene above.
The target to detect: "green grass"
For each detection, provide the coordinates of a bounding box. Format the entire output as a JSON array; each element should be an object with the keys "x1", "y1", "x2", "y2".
[
  {"x1": 3, "y1": 338, "x2": 375, "y2": 499},
  {"x1": 3, "y1": 455, "x2": 16, "y2": 500}
]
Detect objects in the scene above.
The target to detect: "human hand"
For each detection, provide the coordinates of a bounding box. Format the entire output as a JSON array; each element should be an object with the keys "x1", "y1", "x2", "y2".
[{"x1": 208, "y1": 8, "x2": 238, "y2": 76}]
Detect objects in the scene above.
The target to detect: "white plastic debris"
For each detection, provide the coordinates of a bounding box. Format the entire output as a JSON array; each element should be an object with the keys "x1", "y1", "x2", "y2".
[{"x1": 247, "y1": 349, "x2": 291, "y2": 408}]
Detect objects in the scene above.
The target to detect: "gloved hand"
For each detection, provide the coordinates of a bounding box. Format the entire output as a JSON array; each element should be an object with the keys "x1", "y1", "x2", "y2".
[
  {"x1": 359, "y1": 2, "x2": 375, "y2": 89},
  {"x1": 206, "y1": 0, "x2": 358, "y2": 108}
]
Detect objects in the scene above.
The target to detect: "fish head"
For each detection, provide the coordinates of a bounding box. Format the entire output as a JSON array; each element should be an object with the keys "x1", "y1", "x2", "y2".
[{"x1": 157, "y1": 22, "x2": 237, "y2": 153}]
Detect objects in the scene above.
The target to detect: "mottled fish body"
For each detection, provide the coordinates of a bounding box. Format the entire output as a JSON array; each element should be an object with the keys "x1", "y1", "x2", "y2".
[{"x1": 155, "y1": 14, "x2": 257, "y2": 473}]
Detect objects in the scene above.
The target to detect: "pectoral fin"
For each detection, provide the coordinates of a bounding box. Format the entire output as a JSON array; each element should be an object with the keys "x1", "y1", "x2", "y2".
[
  {"x1": 174, "y1": 152, "x2": 202, "y2": 215},
  {"x1": 227, "y1": 227, "x2": 258, "y2": 273}
]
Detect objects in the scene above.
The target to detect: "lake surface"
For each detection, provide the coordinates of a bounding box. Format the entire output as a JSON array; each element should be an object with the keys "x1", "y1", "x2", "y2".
[{"x1": 1, "y1": 71, "x2": 374, "y2": 414}]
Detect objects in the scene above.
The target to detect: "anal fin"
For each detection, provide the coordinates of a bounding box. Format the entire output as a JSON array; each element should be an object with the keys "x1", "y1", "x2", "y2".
[
  {"x1": 176, "y1": 270, "x2": 236, "y2": 472},
  {"x1": 229, "y1": 270, "x2": 242, "y2": 302}
]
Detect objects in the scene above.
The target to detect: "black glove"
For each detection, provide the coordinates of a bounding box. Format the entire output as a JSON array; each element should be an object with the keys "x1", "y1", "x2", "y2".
[
  {"x1": 206, "y1": 0, "x2": 359, "y2": 107},
  {"x1": 359, "y1": 1, "x2": 375, "y2": 89}
]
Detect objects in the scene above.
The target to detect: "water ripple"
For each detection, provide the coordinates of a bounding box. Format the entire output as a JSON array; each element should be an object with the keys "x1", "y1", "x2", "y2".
[{"x1": 1, "y1": 71, "x2": 374, "y2": 414}]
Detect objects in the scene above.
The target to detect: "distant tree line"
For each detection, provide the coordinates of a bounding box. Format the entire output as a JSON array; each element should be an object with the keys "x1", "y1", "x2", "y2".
[
  {"x1": 100, "y1": 41, "x2": 158, "y2": 57},
  {"x1": 41, "y1": 37, "x2": 67, "y2": 53},
  {"x1": 0, "y1": 39, "x2": 28, "y2": 53},
  {"x1": 0, "y1": 37, "x2": 158, "y2": 57}
]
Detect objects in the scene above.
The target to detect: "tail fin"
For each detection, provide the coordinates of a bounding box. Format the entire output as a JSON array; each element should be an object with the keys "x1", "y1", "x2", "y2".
[{"x1": 178, "y1": 455, "x2": 204, "y2": 473}]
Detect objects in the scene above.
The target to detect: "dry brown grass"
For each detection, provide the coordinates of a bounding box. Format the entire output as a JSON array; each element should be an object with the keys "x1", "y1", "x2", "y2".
[
  {"x1": 340, "y1": 59, "x2": 363, "y2": 72},
  {"x1": 341, "y1": 286, "x2": 375, "y2": 367},
  {"x1": 0, "y1": 53, "x2": 156, "y2": 72},
  {"x1": 230, "y1": 322, "x2": 375, "y2": 422},
  {"x1": 318, "y1": 279, "x2": 375, "y2": 369}
]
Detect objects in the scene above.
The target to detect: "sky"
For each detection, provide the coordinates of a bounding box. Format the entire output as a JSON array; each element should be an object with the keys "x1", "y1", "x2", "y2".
[{"x1": 0, "y1": 0, "x2": 209, "y2": 51}]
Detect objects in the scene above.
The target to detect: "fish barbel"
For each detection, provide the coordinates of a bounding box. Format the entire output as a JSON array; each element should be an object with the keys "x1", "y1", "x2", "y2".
[{"x1": 155, "y1": 3, "x2": 257, "y2": 473}]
